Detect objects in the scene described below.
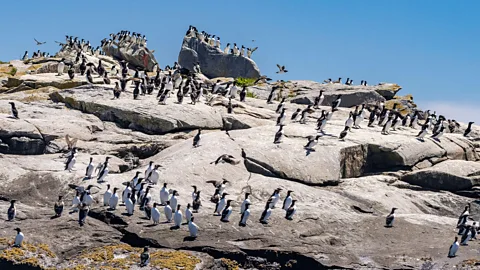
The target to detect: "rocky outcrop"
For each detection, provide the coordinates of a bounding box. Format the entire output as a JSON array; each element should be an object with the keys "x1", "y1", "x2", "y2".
[
  {"x1": 49, "y1": 85, "x2": 276, "y2": 134},
  {"x1": 401, "y1": 160, "x2": 480, "y2": 191},
  {"x1": 248, "y1": 80, "x2": 388, "y2": 108},
  {"x1": 178, "y1": 36, "x2": 261, "y2": 79},
  {"x1": 104, "y1": 43, "x2": 157, "y2": 71}
]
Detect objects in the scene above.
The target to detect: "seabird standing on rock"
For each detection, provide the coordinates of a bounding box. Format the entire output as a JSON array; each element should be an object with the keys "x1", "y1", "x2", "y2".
[
  {"x1": 164, "y1": 201, "x2": 173, "y2": 222},
  {"x1": 415, "y1": 122, "x2": 428, "y2": 141},
  {"x1": 86, "y1": 69, "x2": 94, "y2": 84},
  {"x1": 9, "y1": 102, "x2": 19, "y2": 119},
  {"x1": 214, "y1": 193, "x2": 228, "y2": 216},
  {"x1": 431, "y1": 125, "x2": 445, "y2": 140},
  {"x1": 193, "y1": 129, "x2": 202, "y2": 147},
  {"x1": 381, "y1": 115, "x2": 394, "y2": 135},
  {"x1": 464, "y1": 122, "x2": 474, "y2": 137},
  {"x1": 174, "y1": 204, "x2": 183, "y2": 228},
  {"x1": 276, "y1": 108, "x2": 287, "y2": 126},
  {"x1": 339, "y1": 126, "x2": 350, "y2": 141},
  {"x1": 54, "y1": 196, "x2": 64, "y2": 217},
  {"x1": 122, "y1": 182, "x2": 132, "y2": 204},
  {"x1": 57, "y1": 58, "x2": 65, "y2": 76},
  {"x1": 13, "y1": 228, "x2": 24, "y2": 247},
  {"x1": 188, "y1": 217, "x2": 199, "y2": 238},
  {"x1": 266, "y1": 86, "x2": 278, "y2": 104},
  {"x1": 460, "y1": 226, "x2": 472, "y2": 245},
  {"x1": 160, "y1": 183, "x2": 169, "y2": 205},
  {"x1": 448, "y1": 236, "x2": 459, "y2": 258},
  {"x1": 22, "y1": 51, "x2": 28, "y2": 60},
  {"x1": 268, "y1": 188, "x2": 282, "y2": 209},
  {"x1": 291, "y1": 108, "x2": 302, "y2": 121},
  {"x1": 241, "y1": 193, "x2": 251, "y2": 214},
  {"x1": 151, "y1": 203, "x2": 161, "y2": 224},
  {"x1": 276, "y1": 98, "x2": 286, "y2": 113},
  {"x1": 260, "y1": 201, "x2": 272, "y2": 224},
  {"x1": 103, "y1": 184, "x2": 112, "y2": 206},
  {"x1": 282, "y1": 190, "x2": 294, "y2": 210},
  {"x1": 7, "y1": 200, "x2": 16, "y2": 221},
  {"x1": 125, "y1": 191, "x2": 135, "y2": 215},
  {"x1": 385, "y1": 208, "x2": 397, "y2": 227},
  {"x1": 97, "y1": 157, "x2": 111, "y2": 182},
  {"x1": 313, "y1": 90, "x2": 325, "y2": 109},
  {"x1": 300, "y1": 105, "x2": 314, "y2": 124},
  {"x1": 140, "y1": 247, "x2": 150, "y2": 267},
  {"x1": 224, "y1": 43, "x2": 230, "y2": 54},
  {"x1": 239, "y1": 86, "x2": 247, "y2": 102},
  {"x1": 239, "y1": 203, "x2": 251, "y2": 227},
  {"x1": 185, "y1": 203, "x2": 193, "y2": 222},
  {"x1": 304, "y1": 135, "x2": 320, "y2": 151},
  {"x1": 65, "y1": 148, "x2": 77, "y2": 172},
  {"x1": 220, "y1": 200, "x2": 233, "y2": 222},
  {"x1": 274, "y1": 125, "x2": 285, "y2": 144},
  {"x1": 68, "y1": 65, "x2": 75, "y2": 80},
  {"x1": 193, "y1": 191, "x2": 202, "y2": 213},
  {"x1": 285, "y1": 200, "x2": 297, "y2": 220},
  {"x1": 331, "y1": 95, "x2": 342, "y2": 111}
]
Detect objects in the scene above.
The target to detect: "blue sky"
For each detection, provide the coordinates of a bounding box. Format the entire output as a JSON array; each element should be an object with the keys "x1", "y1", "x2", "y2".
[{"x1": 1, "y1": 0, "x2": 479, "y2": 122}]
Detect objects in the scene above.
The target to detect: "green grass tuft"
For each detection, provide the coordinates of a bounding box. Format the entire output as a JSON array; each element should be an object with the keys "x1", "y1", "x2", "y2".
[
  {"x1": 0, "y1": 60, "x2": 8, "y2": 64},
  {"x1": 235, "y1": 77, "x2": 256, "y2": 87},
  {"x1": 246, "y1": 91, "x2": 257, "y2": 98},
  {"x1": 8, "y1": 67, "x2": 17, "y2": 76}
]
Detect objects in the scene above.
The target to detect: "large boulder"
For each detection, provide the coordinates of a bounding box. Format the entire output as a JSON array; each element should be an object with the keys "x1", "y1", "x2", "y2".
[
  {"x1": 49, "y1": 85, "x2": 275, "y2": 134},
  {"x1": 104, "y1": 43, "x2": 157, "y2": 71},
  {"x1": 248, "y1": 80, "x2": 388, "y2": 108},
  {"x1": 178, "y1": 36, "x2": 261, "y2": 79},
  {"x1": 401, "y1": 160, "x2": 480, "y2": 191}
]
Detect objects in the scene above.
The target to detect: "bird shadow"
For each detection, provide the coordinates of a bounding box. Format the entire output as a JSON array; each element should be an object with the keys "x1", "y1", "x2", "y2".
[
  {"x1": 144, "y1": 223, "x2": 158, "y2": 228},
  {"x1": 182, "y1": 222, "x2": 189, "y2": 225},
  {"x1": 305, "y1": 148, "x2": 314, "y2": 156},
  {"x1": 183, "y1": 236, "x2": 196, "y2": 242},
  {"x1": 50, "y1": 215, "x2": 60, "y2": 220},
  {"x1": 82, "y1": 177, "x2": 91, "y2": 181},
  {"x1": 121, "y1": 213, "x2": 134, "y2": 216},
  {"x1": 140, "y1": 217, "x2": 150, "y2": 220},
  {"x1": 170, "y1": 225, "x2": 180, "y2": 230},
  {"x1": 415, "y1": 138, "x2": 425, "y2": 142},
  {"x1": 384, "y1": 225, "x2": 393, "y2": 228},
  {"x1": 432, "y1": 138, "x2": 441, "y2": 142}
]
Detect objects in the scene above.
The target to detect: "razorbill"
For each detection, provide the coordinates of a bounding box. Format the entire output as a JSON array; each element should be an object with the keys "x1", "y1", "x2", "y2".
[
  {"x1": 313, "y1": 90, "x2": 325, "y2": 109},
  {"x1": 239, "y1": 203, "x2": 251, "y2": 227},
  {"x1": 140, "y1": 247, "x2": 150, "y2": 267},
  {"x1": 214, "y1": 193, "x2": 228, "y2": 216},
  {"x1": 193, "y1": 191, "x2": 202, "y2": 213},
  {"x1": 268, "y1": 188, "x2": 282, "y2": 209},
  {"x1": 241, "y1": 193, "x2": 251, "y2": 214},
  {"x1": 276, "y1": 108, "x2": 287, "y2": 125},
  {"x1": 259, "y1": 202, "x2": 272, "y2": 224},
  {"x1": 220, "y1": 200, "x2": 233, "y2": 222},
  {"x1": 282, "y1": 190, "x2": 293, "y2": 210},
  {"x1": 285, "y1": 200, "x2": 297, "y2": 220},
  {"x1": 385, "y1": 207, "x2": 397, "y2": 227},
  {"x1": 274, "y1": 125, "x2": 284, "y2": 144},
  {"x1": 331, "y1": 95, "x2": 342, "y2": 111}
]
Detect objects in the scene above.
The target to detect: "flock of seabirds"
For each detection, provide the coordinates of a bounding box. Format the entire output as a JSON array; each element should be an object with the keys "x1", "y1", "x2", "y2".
[{"x1": 3, "y1": 26, "x2": 479, "y2": 265}]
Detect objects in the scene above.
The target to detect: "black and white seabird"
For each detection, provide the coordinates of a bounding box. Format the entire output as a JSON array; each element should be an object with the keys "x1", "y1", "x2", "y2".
[
  {"x1": 188, "y1": 216, "x2": 199, "y2": 238},
  {"x1": 220, "y1": 200, "x2": 233, "y2": 222},
  {"x1": 214, "y1": 193, "x2": 229, "y2": 216},
  {"x1": 68, "y1": 65, "x2": 75, "y2": 80},
  {"x1": 192, "y1": 191, "x2": 202, "y2": 213},
  {"x1": 464, "y1": 122, "x2": 474, "y2": 137},
  {"x1": 313, "y1": 90, "x2": 325, "y2": 109},
  {"x1": 274, "y1": 125, "x2": 284, "y2": 144},
  {"x1": 448, "y1": 236, "x2": 459, "y2": 258},
  {"x1": 13, "y1": 228, "x2": 24, "y2": 247},
  {"x1": 239, "y1": 203, "x2": 251, "y2": 227},
  {"x1": 331, "y1": 95, "x2": 342, "y2": 111},
  {"x1": 103, "y1": 184, "x2": 112, "y2": 206},
  {"x1": 268, "y1": 188, "x2": 282, "y2": 209},
  {"x1": 339, "y1": 126, "x2": 350, "y2": 141},
  {"x1": 304, "y1": 135, "x2": 321, "y2": 151},
  {"x1": 7, "y1": 200, "x2": 16, "y2": 221},
  {"x1": 385, "y1": 207, "x2": 397, "y2": 227},
  {"x1": 9, "y1": 102, "x2": 19, "y2": 119},
  {"x1": 140, "y1": 246, "x2": 150, "y2": 267},
  {"x1": 291, "y1": 108, "x2": 301, "y2": 121},
  {"x1": 276, "y1": 108, "x2": 287, "y2": 126},
  {"x1": 285, "y1": 200, "x2": 297, "y2": 220},
  {"x1": 276, "y1": 64, "x2": 288, "y2": 74},
  {"x1": 259, "y1": 201, "x2": 272, "y2": 224},
  {"x1": 54, "y1": 196, "x2": 64, "y2": 217},
  {"x1": 193, "y1": 128, "x2": 201, "y2": 147},
  {"x1": 174, "y1": 204, "x2": 183, "y2": 228}
]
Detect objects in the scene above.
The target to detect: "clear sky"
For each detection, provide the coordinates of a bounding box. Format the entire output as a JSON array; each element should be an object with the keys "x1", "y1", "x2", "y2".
[{"x1": 1, "y1": 0, "x2": 478, "y2": 122}]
